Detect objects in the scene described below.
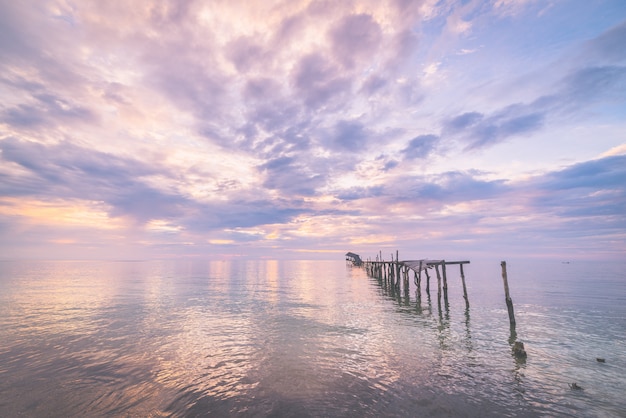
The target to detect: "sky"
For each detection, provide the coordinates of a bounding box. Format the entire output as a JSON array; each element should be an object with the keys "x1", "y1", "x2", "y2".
[{"x1": 1, "y1": 0, "x2": 625, "y2": 261}]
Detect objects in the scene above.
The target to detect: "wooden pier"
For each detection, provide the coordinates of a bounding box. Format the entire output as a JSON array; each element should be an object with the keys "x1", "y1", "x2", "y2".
[
  {"x1": 348, "y1": 252, "x2": 528, "y2": 361},
  {"x1": 347, "y1": 251, "x2": 470, "y2": 309}
]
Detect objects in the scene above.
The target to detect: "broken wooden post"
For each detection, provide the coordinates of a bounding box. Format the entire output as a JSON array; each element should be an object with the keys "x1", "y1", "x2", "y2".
[
  {"x1": 460, "y1": 263, "x2": 469, "y2": 308},
  {"x1": 501, "y1": 261, "x2": 516, "y2": 328},
  {"x1": 425, "y1": 267, "x2": 431, "y2": 294}
]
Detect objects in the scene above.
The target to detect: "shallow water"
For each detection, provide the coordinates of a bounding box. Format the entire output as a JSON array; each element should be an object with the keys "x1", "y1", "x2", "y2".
[{"x1": 0, "y1": 259, "x2": 624, "y2": 417}]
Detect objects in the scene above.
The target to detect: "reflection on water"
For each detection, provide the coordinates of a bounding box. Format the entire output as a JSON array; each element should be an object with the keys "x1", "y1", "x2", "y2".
[{"x1": 0, "y1": 259, "x2": 624, "y2": 417}]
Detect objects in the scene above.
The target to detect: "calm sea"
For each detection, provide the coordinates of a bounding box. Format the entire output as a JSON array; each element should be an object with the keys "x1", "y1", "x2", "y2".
[{"x1": 0, "y1": 258, "x2": 624, "y2": 417}]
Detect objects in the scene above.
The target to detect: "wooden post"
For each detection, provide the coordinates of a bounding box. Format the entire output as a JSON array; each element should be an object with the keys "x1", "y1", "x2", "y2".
[
  {"x1": 403, "y1": 266, "x2": 409, "y2": 299},
  {"x1": 425, "y1": 267, "x2": 430, "y2": 294},
  {"x1": 460, "y1": 264, "x2": 469, "y2": 308},
  {"x1": 442, "y1": 261, "x2": 448, "y2": 300},
  {"x1": 417, "y1": 261, "x2": 423, "y2": 287},
  {"x1": 402, "y1": 266, "x2": 407, "y2": 292},
  {"x1": 501, "y1": 261, "x2": 516, "y2": 328},
  {"x1": 435, "y1": 263, "x2": 442, "y2": 303},
  {"x1": 396, "y1": 250, "x2": 400, "y2": 285},
  {"x1": 434, "y1": 263, "x2": 443, "y2": 314}
]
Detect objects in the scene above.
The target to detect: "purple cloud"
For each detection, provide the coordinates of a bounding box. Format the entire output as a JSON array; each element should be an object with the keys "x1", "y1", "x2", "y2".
[
  {"x1": 402, "y1": 134, "x2": 439, "y2": 159},
  {"x1": 258, "y1": 156, "x2": 326, "y2": 197},
  {"x1": 328, "y1": 120, "x2": 370, "y2": 151},
  {"x1": 330, "y1": 14, "x2": 382, "y2": 69},
  {"x1": 444, "y1": 107, "x2": 545, "y2": 150},
  {"x1": 0, "y1": 138, "x2": 182, "y2": 222},
  {"x1": 1, "y1": 93, "x2": 96, "y2": 129},
  {"x1": 292, "y1": 53, "x2": 352, "y2": 109}
]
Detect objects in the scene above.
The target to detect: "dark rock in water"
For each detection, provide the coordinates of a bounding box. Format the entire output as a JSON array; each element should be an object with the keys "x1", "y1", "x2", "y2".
[
  {"x1": 569, "y1": 383, "x2": 583, "y2": 390},
  {"x1": 596, "y1": 357, "x2": 606, "y2": 363},
  {"x1": 512, "y1": 341, "x2": 527, "y2": 358}
]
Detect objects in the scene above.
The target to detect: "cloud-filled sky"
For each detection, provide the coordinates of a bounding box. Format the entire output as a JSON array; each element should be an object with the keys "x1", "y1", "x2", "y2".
[{"x1": 1, "y1": 0, "x2": 625, "y2": 261}]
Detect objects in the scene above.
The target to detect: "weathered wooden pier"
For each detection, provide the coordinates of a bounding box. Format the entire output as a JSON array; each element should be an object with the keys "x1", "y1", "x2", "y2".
[
  {"x1": 347, "y1": 251, "x2": 470, "y2": 309},
  {"x1": 348, "y1": 251, "x2": 529, "y2": 362}
]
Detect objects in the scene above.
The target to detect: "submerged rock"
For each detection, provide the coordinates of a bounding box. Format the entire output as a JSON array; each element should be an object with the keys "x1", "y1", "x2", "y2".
[{"x1": 569, "y1": 383, "x2": 584, "y2": 390}]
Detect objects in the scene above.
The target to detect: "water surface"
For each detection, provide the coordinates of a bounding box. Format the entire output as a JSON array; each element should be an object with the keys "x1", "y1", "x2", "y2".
[{"x1": 0, "y1": 259, "x2": 624, "y2": 417}]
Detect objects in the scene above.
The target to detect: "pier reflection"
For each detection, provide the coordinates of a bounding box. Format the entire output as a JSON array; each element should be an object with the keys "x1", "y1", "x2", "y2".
[{"x1": 364, "y1": 261, "x2": 475, "y2": 356}]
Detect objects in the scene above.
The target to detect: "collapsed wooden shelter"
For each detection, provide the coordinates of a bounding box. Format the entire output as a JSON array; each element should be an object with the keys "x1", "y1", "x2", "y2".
[{"x1": 345, "y1": 252, "x2": 363, "y2": 266}]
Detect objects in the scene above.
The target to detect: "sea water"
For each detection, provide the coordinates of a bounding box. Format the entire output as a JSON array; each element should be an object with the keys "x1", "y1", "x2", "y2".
[{"x1": 0, "y1": 258, "x2": 624, "y2": 417}]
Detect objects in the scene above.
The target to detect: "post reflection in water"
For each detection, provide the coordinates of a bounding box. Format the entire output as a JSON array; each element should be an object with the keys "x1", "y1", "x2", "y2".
[{"x1": 0, "y1": 259, "x2": 624, "y2": 417}]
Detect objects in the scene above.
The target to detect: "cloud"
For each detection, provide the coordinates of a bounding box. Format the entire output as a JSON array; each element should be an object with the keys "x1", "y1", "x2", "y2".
[
  {"x1": 558, "y1": 65, "x2": 626, "y2": 105},
  {"x1": 336, "y1": 186, "x2": 385, "y2": 201},
  {"x1": 0, "y1": 1, "x2": 624, "y2": 259},
  {"x1": 440, "y1": 63, "x2": 624, "y2": 151},
  {"x1": 405, "y1": 171, "x2": 505, "y2": 202},
  {"x1": 328, "y1": 120, "x2": 371, "y2": 151},
  {"x1": 439, "y1": 22, "x2": 626, "y2": 152},
  {"x1": 580, "y1": 20, "x2": 626, "y2": 64},
  {"x1": 258, "y1": 156, "x2": 326, "y2": 197},
  {"x1": 444, "y1": 108, "x2": 545, "y2": 150},
  {"x1": 445, "y1": 112, "x2": 483, "y2": 132},
  {"x1": 538, "y1": 154, "x2": 626, "y2": 191},
  {"x1": 0, "y1": 138, "x2": 184, "y2": 222},
  {"x1": 0, "y1": 137, "x2": 313, "y2": 235},
  {"x1": 524, "y1": 155, "x2": 626, "y2": 231},
  {"x1": 349, "y1": 170, "x2": 507, "y2": 212},
  {"x1": 329, "y1": 13, "x2": 382, "y2": 69},
  {"x1": 402, "y1": 134, "x2": 439, "y2": 159},
  {"x1": 226, "y1": 36, "x2": 268, "y2": 73},
  {"x1": 187, "y1": 199, "x2": 306, "y2": 231},
  {"x1": 291, "y1": 52, "x2": 352, "y2": 110},
  {"x1": 1, "y1": 92, "x2": 96, "y2": 129},
  {"x1": 492, "y1": 0, "x2": 544, "y2": 17}
]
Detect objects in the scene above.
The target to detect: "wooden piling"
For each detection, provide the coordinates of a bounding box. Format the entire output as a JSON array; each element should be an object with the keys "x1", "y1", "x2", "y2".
[
  {"x1": 435, "y1": 263, "x2": 442, "y2": 304},
  {"x1": 442, "y1": 261, "x2": 448, "y2": 300},
  {"x1": 417, "y1": 261, "x2": 423, "y2": 288},
  {"x1": 501, "y1": 261, "x2": 516, "y2": 328},
  {"x1": 357, "y1": 255, "x2": 470, "y2": 310},
  {"x1": 460, "y1": 263, "x2": 469, "y2": 308}
]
